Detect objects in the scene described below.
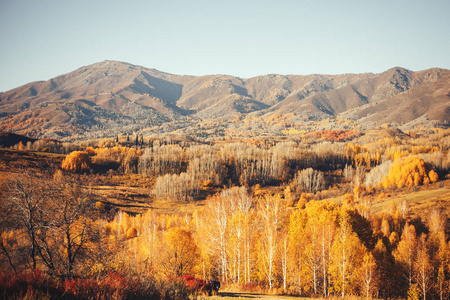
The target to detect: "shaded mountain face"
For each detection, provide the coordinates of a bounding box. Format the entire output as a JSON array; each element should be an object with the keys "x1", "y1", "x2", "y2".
[
  {"x1": 0, "y1": 60, "x2": 449, "y2": 140},
  {"x1": 0, "y1": 130, "x2": 37, "y2": 148}
]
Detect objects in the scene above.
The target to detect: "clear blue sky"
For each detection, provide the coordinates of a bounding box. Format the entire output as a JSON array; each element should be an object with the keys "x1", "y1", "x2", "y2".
[{"x1": 1, "y1": 0, "x2": 449, "y2": 92}]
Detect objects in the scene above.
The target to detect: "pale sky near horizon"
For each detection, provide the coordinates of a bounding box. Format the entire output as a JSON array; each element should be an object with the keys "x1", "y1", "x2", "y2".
[{"x1": 0, "y1": 0, "x2": 449, "y2": 92}]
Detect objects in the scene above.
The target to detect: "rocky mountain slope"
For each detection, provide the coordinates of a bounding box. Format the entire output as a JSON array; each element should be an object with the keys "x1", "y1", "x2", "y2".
[{"x1": 0, "y1": 60, "x2": 448, "y2": 140}]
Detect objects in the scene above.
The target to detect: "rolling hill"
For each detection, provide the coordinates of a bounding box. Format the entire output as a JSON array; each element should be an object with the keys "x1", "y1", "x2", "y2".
[{"x1": 0, "y1": 60, "x2": 448, "y2": 140}]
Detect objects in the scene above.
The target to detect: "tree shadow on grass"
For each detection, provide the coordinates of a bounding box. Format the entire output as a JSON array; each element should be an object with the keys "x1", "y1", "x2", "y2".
[{"x1": 218, "y1": 292, "x2": 266, "y2": 298}]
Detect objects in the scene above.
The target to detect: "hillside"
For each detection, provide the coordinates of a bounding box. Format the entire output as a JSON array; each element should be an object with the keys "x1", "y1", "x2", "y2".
[
  {"x1": 0, "y1": 130, "x2": 36, "y2": 148},
  {"x1": 0, "y1": 61, "x2": 449, "y2": 140}
]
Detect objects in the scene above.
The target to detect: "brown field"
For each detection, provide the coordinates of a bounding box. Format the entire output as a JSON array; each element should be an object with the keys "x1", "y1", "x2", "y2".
[{"x1": 90, "y1": 184, "x2": 206, "y2": 215}]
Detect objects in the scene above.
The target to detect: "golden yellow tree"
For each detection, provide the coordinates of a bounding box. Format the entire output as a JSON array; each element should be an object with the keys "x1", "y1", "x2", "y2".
[
  {"x1": 360, "y1": 252, "x2": 377, "y2": 300},
  {"x1": 329, "y1": 208, "x2": 366, "y2": 297},
  {"x1": 61, "y1": 151, "x2": 91, "y2": 172},
  {"x1": 414, "y1": 234, "x2": 432, "y2": 300},
  {"x1": 256, "y1": 194, "x2": 286, "y2": 289},
  {"x1": 198, "y1": 195, "x2": 230, "y2": 283},
  {"x1": 288, "y1": 204, "x2": 307, "y2": 294},
  {"x1": 157, "y1": 226, "x2": 199, "y2": 277},
  {"x1": 228, "y1": 211, "x2": 248, "y2": 284},
  {"x1": 393, "y1": 223, "x2": 417, "y2": 288},
  {"x1": 302, "y1": 200, "x2": 338, "y2": 296},
  {"x1": 382, "y1": 156, "x2": 438, "y2": 189}
]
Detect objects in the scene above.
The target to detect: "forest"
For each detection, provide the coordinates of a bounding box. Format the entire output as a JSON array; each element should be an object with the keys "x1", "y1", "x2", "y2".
[{"x1": 1, "y1": 128, "x2": 450, "y2": 299}]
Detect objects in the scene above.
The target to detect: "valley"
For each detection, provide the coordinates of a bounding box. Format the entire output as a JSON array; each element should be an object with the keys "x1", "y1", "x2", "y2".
[{"x1": 0, "y1": 61, "x2": 450, "y2": 300}]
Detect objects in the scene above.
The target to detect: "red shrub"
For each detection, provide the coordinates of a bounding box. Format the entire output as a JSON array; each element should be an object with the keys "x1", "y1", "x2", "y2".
[{"x1": 0, "y1": 270, "x2": 161, "y2": 300}]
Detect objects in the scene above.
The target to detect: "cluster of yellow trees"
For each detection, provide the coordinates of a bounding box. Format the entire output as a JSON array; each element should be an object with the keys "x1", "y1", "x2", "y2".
[
  {"x1": 381, "y1": 156, "x2": 439, "y2": 189},
  {"x1": 101, "y1": 189, "x2": 449, "y2": 299},
  {"x1": 364, "y1": 155, "x2": 440, "y2": 189},
  {"x1": 61, "y1": 146, "x2": 142, "y2": 173},
  {"x1": 61, "y1": 150, "x2": 91, "y2": 172}
]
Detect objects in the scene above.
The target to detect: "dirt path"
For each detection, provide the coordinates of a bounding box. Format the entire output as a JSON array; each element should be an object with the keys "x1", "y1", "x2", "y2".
[{"x1": 210, "y1": 292, "x2": 309, "y2": 299}]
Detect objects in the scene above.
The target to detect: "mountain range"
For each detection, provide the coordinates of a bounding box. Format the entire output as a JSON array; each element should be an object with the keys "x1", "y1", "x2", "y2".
[{"x1": 0, "y1": 60, "x2": 449, "y2": 140}]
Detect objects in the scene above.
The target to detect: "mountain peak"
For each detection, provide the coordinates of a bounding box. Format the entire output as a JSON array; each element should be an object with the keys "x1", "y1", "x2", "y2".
[
  {"x1": 0, "y1": 62, "x2": 448, "y2": 140},
  {"x1": 381, "y1": 66, "x2": 411, "y2": 75}
]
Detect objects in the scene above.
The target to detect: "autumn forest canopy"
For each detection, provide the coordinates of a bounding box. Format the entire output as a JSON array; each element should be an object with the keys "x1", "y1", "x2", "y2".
[{"x1": 1, "y1": 128, "x2": 450, "y2": 299}]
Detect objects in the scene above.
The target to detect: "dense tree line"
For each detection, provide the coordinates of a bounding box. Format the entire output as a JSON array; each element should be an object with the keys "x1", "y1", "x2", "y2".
[
  {"x1": 3, "y1": 181, "x2": 446, "y2": 298},
  {"x1": 2, "y1": 129, "x2": 450, "y2": 299},
  {"x1": 57, "y1": 132, "x2": 450, "y2": 204},
  {"x1": 11, "y1": 139, "x2": 82, "y2": 154}
]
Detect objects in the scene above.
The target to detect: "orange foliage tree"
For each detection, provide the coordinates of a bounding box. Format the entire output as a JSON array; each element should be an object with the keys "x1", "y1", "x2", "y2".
[
  {"x1": 61, "y1": 151, "x2": 91, "y2": 172},
  {"x1": 381, "y1": 156, "x2": 439, "y2": 189},
  {"x1": 157, "y1": 227, "x2": 200, "y2": 277}
]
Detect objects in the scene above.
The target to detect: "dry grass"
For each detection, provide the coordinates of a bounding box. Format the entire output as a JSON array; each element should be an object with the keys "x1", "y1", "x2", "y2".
[
  {"x1": 90, "y1": 184, "x2": 206, "y2": 215},
  {"x1": 0, "y1": 149, "x2": 63, "y2": 172},
  {"x1": 325, "y1": 195, "x2": 345, "y2": 204},
  {"x1": 372, "y1": 180, "x2": 450, "y2": 220},
  {"x1": 209, "y1": 292, "x2": 363, "y2": 300},
  {"x1": 91, "y1": 179, "x2": 450, "y2": 217},
  {"x1": 209, "y1": 292, "x2": 307, "y2": 299}
]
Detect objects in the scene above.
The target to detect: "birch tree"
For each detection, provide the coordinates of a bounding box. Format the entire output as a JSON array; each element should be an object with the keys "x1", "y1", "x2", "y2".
[
  {"x1": 414, "y1": 234, "x2": 432, "y2": 300},
  {"x1": 257, "y1": 194, "x2": 286, "y2": 289},
  {"x1": 329, "y1": 209, "x2": 365, "y2": 297},
  {"x1": 393, "y1": 223, "x2": 417, "y2": 288}
]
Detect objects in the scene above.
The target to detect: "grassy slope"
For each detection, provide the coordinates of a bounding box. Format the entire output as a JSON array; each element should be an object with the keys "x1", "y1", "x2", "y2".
[
  {"x1": 91, "y1": 184, "x2": 206, "y2": 215},
  {"x1": 326, "y1": 180, "x2": 450, "y2": 217},
  {"x1": 373, "y1": 182, "x2": 450, "y2": 220}
]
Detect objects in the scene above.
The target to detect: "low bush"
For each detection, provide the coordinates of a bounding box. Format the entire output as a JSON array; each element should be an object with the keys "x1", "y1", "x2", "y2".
[{"x1": 0, "y1": 270, "x2": 163, "y2": 300}]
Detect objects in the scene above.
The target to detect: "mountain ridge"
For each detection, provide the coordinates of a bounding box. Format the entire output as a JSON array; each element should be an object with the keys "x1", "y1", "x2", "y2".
[{"x1": 0, "y1": 61, "x2": 448, "y2": 140}]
